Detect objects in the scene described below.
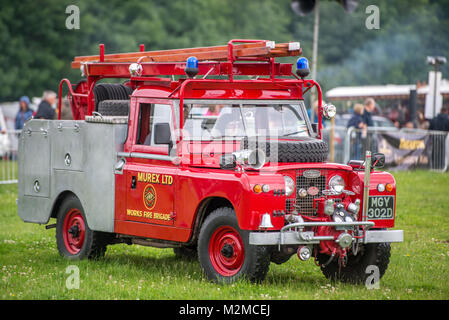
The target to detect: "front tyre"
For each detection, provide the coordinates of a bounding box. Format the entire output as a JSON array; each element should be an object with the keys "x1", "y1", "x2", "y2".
[
  {"x1": 317, "y1": 243, "x2": 391, "y2": 284},
  {"x1": 198, "y1": 207, "x2": 271, "y2": 283},
  {"x1": 56, "y1": 195, "x2": 110, "y2": 260}
]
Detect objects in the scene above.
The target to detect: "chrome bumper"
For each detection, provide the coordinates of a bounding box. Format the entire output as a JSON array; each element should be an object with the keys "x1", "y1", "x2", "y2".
[{"x1": 249, "y1": 229, "x2": 403, "y2": 246}]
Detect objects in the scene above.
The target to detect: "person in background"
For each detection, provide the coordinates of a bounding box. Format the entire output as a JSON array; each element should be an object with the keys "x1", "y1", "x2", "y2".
[
  {"x1": 347, "y1": 103, "x2": 366, "y2": 131},
  {"x1": 205, "y1": 104, "x2": 223, "y2": 116},
  {"x1": 35, "y1": 90, "x2": 56, "y2": 120},
  {"x1": 59, "y1": 97, "x2": 74, "y2": 120},
  {"x1": 417, "y1": 109, "x2": 430, "y2": 130},
  {"x1": 308, "y1": 100, "x2": 326, "y2": 128},
  {"x1": 0, "y1": 107, "x2": 7, "y2": 134},
  {"x1": 404, "y1": 121, "x2": 415, "y2": 129},
  {"x1": 15, "y1": 96, "x2": 34, "y2": 130},
  {"x1": 363, "y1": 98, "x2": 380, "y2": 153},
  {"x1": 429, "y1": 106, "x2": 449, "y2": 132},
  {"x1": 429, "y1": 106, "x2": 449, "y2": 169},
  {"x1": 363, "y1": 98, "x2": 375, "y2": 127},
  {"x1": 347, "y1": 103, "x2": 366, "y2": 160}
]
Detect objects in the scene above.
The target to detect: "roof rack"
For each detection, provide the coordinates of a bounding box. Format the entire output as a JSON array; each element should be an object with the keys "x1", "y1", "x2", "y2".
[
  {"x1": 72, "y1": 40, "x2": 301, "y2": 67},
  {"x1": 59, "y1": 39, "x2": 326, "y2": 133},
  {"x1": 70, "y1": 39, "x2": 302, "y2": 79}
]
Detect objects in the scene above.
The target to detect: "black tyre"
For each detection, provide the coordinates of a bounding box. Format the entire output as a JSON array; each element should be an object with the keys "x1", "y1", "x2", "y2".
[
  {"x1": 242, "y1": 136, "x2": 328, "y2": 163},
  {"x1": 97, "y1": 100, "x2": 130, "y2": 116},
  {"x1": 93, "y1": 84, "x2": 132, "y2": 111},
  {"x1": 317, "y1": 243, "x2": 391, "y2": 284},
  {"x1": 173, "y1": 245, "x2": 198, "y2": 260},
  {"x1": 197, "y1": 207, "x2": 271, "y2": 283},
  {"x1": 56, "y1": 195, "x2": 110, "y2": 260}
]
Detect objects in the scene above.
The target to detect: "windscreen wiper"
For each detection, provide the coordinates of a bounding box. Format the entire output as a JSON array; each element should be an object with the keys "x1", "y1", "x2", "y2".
[{"x1": 281, "y1": 130, "x2": 305, "y2": 137}]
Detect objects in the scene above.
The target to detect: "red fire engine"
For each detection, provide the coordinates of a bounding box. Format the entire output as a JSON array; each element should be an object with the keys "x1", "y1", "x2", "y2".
[{"x1": 17, "y1": 39, "x2": 403, "y2": 283}]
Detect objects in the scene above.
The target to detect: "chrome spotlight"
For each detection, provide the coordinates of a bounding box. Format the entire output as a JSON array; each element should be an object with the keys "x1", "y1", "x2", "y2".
[
  {"x1": 129, "y1": 63, "x2": 143, "y2": 77},
  {"x1": 322, "y1": 104, "x2": 337, "y2": 120}
]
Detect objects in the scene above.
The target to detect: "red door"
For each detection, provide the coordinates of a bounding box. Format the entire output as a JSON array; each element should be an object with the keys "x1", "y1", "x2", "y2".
[
  {"x1": 124, "y1": 162, "x2": 176, "y2": 226},
  {"x1": 115, "y1": 100, "x2": 188, "y2": 240}
]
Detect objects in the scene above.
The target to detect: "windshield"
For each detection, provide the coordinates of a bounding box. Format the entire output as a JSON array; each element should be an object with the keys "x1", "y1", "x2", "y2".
[{"x1": 182, "y1": 101, "x2": 310, "y2": 140}]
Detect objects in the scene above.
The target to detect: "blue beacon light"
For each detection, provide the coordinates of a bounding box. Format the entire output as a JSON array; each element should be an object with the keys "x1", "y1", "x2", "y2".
[
  {"x1": 296, "y1": 57, "x2": 310, "y2": 79},
  {"x1": 185, "y1": 56, "x2": 199, "y2": 78}
]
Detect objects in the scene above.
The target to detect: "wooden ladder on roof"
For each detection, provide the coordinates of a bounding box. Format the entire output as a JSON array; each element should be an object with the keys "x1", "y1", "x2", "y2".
[{"x1": 71, "y1": 40, "x2": 302, "y2": 69}]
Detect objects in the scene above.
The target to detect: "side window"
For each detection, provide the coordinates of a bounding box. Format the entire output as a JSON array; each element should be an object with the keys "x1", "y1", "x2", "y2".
[{"x1": 136, "y1": 103, "x2": 172, "y2": 146}]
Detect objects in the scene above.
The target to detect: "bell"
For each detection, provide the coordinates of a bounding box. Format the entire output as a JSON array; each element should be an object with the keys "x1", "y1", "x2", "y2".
[{"x1": 259, "y1": 213, "x2": 274, "y2": 229}]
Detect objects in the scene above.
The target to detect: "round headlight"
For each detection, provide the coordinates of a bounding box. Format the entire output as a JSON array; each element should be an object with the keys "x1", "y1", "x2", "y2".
[
  {"x1": 328, "y1": 175, "x2": 345, "y2": 195},
  {"x1": 283, "y1": 176, "x2": 295, "y2": 196}
]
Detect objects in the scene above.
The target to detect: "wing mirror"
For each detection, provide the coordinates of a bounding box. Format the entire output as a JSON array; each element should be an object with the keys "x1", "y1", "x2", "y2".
[
  {"x1": 219, "y1": 154, "x2": 237, "y2": 170},
  {"x1": 348, "y1": 153, "x2": 385, "y2": 171},
  {"x1": 372, "y1": 153, "x2": 385, "y2": 168}
]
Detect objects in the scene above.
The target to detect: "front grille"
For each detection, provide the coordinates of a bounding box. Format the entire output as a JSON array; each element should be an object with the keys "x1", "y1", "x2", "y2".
[{"x1": 286, "y1": 169, "x2": 328, "y2": 216}]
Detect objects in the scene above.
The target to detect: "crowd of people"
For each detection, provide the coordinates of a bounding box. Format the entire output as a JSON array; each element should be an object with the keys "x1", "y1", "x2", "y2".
[
  {"x1": 428, "y1": 106, "x2": 449, "y2": 131},
  {"x1": 346, "y1": 97, "x2": 449, "y2": 132},
  {"x1": 0, "y1": 91, "x2": 57, "y2": 133},
  {"x1": 346, "y1": 98, "x2": 378, "y2": 160},
  {"x1": 346, "y1": 98, "x2": 377, "y2": 132},
  {"x1": 2, "y1": 91, "x2": 449, "y2": 134},
  {"x1": 345, "y1": 96, "x2": 449, "y2": 162}
]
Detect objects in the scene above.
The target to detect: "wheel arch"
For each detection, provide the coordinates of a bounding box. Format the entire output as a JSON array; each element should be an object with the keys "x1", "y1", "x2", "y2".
[
  {"x1": 50, "y1": 190, "x2": 80, "y2": 219},
  {"x1": 187, "y1": 196, "x2": 235, "y2": 246}
]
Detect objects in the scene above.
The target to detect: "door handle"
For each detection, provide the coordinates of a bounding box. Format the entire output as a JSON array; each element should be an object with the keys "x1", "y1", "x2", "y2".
[{"x1": 131, "y1": 176, "x2": 137, "y2": 189}]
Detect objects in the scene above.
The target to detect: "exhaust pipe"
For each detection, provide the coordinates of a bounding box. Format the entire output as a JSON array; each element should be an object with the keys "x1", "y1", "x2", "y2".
[{"x1": 362, "y1": 151, "x2": 371, "y2": 222}]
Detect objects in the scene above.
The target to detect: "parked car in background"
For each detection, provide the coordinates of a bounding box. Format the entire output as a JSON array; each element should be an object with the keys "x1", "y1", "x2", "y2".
[{"x1": 335, "y1": 114, "x2": 397, "y2": 129}]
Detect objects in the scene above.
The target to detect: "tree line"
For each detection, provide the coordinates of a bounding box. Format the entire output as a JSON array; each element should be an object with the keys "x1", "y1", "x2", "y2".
[{"x1": 0, "y1": 0, "x2": 448, "y2": 101}]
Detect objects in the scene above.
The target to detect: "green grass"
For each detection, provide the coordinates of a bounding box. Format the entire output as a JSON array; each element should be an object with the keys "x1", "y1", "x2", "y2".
[{"x1": 1, "y1": 171, "x2": 448, "y2": 300}]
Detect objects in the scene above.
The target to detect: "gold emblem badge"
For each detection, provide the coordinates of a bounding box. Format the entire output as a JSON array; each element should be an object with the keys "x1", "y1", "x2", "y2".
[{"x1": 143, "y1": 184, "x2": 157, "y2": 210}]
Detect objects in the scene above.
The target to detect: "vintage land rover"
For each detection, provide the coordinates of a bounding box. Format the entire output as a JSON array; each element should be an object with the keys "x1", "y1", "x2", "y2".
[{"x1": 17, "y1": 40, "x2": 403, "y2": 283}]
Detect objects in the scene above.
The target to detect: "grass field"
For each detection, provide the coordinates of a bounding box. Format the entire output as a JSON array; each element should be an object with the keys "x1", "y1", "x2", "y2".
[{"x1": 1, "y1": 170, "x2": 448, "y2": 300}]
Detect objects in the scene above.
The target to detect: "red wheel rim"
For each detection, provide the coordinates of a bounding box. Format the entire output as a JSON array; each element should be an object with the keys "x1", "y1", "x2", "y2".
[
  {"x1": 62, "y1": 208, "x2": 86, "y2": 255},
  {"x1": 209, "y1": 226, "x2": 245, "y2": 276}
]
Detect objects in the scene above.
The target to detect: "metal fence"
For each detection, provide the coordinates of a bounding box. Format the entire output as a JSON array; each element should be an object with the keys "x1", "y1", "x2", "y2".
[
  {"x1": 0, "y1": 126, "x2": 447, "y2": 185},
  {"x1": 322, "y1": 126, "x2": 449, "y2": 172},
  {"x1": 0, "y1": 130, "x2": 20, "y2": 184}
]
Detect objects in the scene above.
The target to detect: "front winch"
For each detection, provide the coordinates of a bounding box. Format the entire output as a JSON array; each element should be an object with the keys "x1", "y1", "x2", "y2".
[{"x1": 336, "y1": 232, "x2": 353, "y2": 248}]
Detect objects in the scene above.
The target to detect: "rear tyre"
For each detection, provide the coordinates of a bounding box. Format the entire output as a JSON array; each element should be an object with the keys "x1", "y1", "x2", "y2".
[
  {"x1": 56, "y1": 195, "x2": 110, "y2": 260},
  {"x1": 317, "y1": 243, "x2": 391, "y2": 284},
  {"x1": 198, "y1": 207, "x2": 271, "y2": 283}
]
